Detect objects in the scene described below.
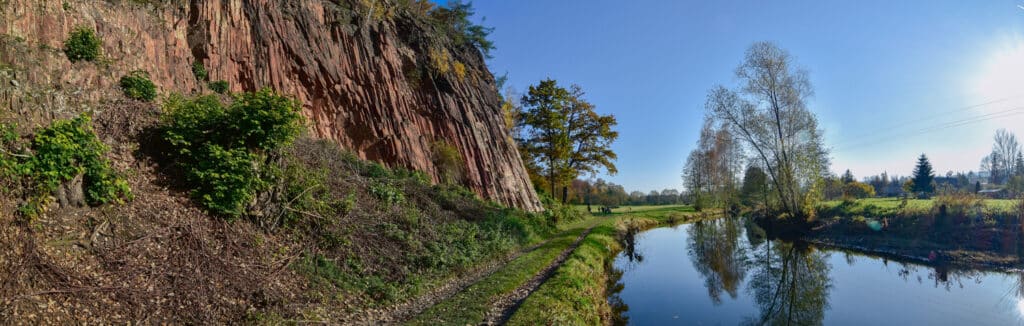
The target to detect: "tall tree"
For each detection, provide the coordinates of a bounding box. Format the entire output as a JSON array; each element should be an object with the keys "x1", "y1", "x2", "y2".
[
  {"x1": 683, "y1": 120, "x2": 742, "y2": 210},
  {"x1": 981, "y1": 129, "x2": 1021, "y2": 185},
  {"x1": 841, "y1": 169, "x2": 855, "y2": 184},
  {"x1": 704, "y1": 42, "x2": 829, "y2": 219},
  {"x1": 516, "y1": 79, "x2": 619, "y2": 204},
  {"x1": 911, "y1": 154, "x2": 935, "y2": 196}
]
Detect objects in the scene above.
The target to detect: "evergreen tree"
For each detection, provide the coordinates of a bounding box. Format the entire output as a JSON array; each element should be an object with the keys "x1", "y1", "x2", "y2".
[
  {"x1": 841, "y1": 169, "x2": 855, "y2": 184},
  {"x1": 911, "y1": 154, "x2": 935, "y2": 196},
  {"x1": 1015, "y1": 152, "x2": 1024, "y2": 177},
  {"x1": 975, "y1": 180, "x2": 982, "y2": 194}
]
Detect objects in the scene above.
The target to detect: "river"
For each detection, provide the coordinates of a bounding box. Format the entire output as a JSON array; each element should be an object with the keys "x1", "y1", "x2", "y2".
[{"x1": 609, "y1": 217, "x2": 1024, "y2": 325}]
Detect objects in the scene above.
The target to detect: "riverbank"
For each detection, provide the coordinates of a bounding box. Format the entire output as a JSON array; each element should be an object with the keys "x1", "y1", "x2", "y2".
[
  {"x1": 502, "y1": 206, "x2": 719, "y2": 324},
  {"x1": 810, "y1": 196, "x2": 1024, "y2": 271}
]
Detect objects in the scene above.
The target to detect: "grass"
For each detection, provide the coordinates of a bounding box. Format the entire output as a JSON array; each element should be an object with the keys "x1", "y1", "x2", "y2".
[
  {"x1": 818, "y1": 197, "x2": 1018, "y2": 216},
  {"x1": 506, "y1": 205, "x2": 706, "y2": 324},
  {"x1": 506, "y1": 224, "x2": 620, "y2": 325},
  {"x1": 406, "y1": 217, "x2": 603, "y2": 325},
  {"x1": 405, "y1": 205, "x2": 703, "y2": 325}
]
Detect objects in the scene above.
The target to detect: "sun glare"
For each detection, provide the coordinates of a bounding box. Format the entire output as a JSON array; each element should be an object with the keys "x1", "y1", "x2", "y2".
[
  {"x1": 973, "y1": 37, "x2": 1024, "y2": 103},
  {"x1": 1017, "y1": 296, "x2": 1024, "y2": 318}
]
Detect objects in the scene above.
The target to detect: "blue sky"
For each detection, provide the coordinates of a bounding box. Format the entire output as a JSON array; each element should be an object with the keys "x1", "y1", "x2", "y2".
[{"x1": 471, "y1": 1, "x2": 1024, "y2": 192}]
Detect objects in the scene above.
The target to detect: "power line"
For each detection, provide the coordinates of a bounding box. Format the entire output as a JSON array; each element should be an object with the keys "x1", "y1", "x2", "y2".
[
  {"x1": 832, "y1": 95, "x2": 1024, "y2": 148},
  {"x1": 833, "y1": 106, "x2": 1024, "y2": 152}
]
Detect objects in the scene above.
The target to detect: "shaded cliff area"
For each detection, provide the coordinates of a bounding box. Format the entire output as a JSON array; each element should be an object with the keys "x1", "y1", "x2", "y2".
[{"x1": 0, "y1": 0, "x2": 540, "y2": 211}]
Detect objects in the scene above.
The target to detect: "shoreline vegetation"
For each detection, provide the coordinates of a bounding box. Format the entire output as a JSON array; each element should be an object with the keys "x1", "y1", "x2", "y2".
[{"x1": 806, "y1": 196, "x2": 1024, "y2": 271}]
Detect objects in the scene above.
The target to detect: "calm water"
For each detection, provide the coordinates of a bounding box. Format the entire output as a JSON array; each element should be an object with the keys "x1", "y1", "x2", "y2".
[{"x1": 610, "y1": 217, "x2": 1024, "y2": 325}]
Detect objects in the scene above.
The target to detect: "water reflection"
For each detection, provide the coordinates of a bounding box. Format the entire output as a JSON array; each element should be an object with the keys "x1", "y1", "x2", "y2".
[
  {"x1": 743, "y1": 241, "x2": 831, "y2": 325},
  {"x1": 610, "y1": 216, "x2": 1024, "y2": 325},
  {"x1": 687, "y1": 218, "x2": 749, "y2": 304}
]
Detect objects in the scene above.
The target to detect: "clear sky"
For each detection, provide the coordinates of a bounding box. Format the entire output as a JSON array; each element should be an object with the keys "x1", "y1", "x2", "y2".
[{"x1": 471, "y1": 0, "x2": 1024, "y2": 193}]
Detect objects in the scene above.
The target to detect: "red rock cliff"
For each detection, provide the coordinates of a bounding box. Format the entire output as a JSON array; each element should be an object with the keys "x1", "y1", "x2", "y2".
[{"x1": 0, "y1": 0, "x2": 542, "y2": 211}]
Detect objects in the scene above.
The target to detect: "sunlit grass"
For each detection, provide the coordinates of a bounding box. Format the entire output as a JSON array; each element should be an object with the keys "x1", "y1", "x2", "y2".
[{"x1": 819, "y1": 197, "x2": 1018, "y2": 214}]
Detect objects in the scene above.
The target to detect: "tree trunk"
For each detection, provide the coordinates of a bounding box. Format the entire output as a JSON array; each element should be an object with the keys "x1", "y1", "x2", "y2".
[{"x1": 561, "y1": 186, "x2": 568, "y2": 204}]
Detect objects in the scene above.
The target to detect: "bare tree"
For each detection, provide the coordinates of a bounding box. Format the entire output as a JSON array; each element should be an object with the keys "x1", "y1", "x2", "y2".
[
  {"x1": 982, "y1": 129, "x2": 1021, "y2": 184},
  {"x1": 704, "y1": 42, "x2": 829, "y2": 218}
]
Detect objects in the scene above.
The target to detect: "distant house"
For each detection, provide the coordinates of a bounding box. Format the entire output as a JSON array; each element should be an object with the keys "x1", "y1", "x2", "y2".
[{"x1": 978, "y1": 188, "x2": 1010, "y2": 199}]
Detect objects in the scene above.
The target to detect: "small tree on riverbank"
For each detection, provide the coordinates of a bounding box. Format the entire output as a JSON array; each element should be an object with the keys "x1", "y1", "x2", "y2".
[{"x1": 911, "y1": 154, "x2": 935, "y2": 198}]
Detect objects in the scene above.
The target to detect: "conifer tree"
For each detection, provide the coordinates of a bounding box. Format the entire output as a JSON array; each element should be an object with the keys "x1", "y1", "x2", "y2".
[{"x1": 911, "y1": 154, "x2": 935, "y2": 196}]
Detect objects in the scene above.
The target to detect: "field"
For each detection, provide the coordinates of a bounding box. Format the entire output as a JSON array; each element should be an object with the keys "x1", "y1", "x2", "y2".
[{"x1": 818, "y1": 197, "x2": 1019, "y2": 216}]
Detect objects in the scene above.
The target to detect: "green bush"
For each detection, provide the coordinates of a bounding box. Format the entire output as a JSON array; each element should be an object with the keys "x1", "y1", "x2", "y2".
[
  {"x1": 209, "y1": 80, "x2": 229, "y2": 94},
  {"x1": 119, "y1": 70, "x2": 158, "y2": 102},
  {"x1": 63, "y1": 26, "x2": 102, "y2": 62},
  {"x1": 192, "y1": 61, "x2": 208, "y2": 81},
  {"x1": 2, "y1": 114, "x2": 131, "y2": 217},
  {"x1": 371, "y1": 180, "x2": 405, "y2": 206},
  {"x1": 161, "y1": 89, "x2": 304, "y2": 217}
]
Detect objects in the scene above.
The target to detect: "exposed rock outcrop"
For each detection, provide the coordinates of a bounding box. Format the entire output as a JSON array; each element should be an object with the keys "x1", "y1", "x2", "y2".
[{"x1": 0, "y1": 0, "x2": 541, "y2": 211}]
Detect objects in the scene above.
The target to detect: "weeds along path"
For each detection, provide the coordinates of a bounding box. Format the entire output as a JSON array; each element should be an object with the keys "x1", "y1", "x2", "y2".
[
  {"x1": 347, "y1": 218, "x2": 600, "y2": 325},
  {"x1": 403, "y1": 219, "x2": 602, "y2": 326},
  {"x1": 480, "y1": 224, "x2": 596, "y2": 325}
]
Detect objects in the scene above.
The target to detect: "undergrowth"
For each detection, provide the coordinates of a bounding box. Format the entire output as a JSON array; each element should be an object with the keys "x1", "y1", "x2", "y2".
[{"x1": 0, "y1": 114, "x2": 131, "y2": 218}]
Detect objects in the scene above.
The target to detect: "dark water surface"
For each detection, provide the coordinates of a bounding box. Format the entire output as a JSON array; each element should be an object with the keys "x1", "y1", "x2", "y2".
[{"x1": 609, "y1": 218, "x2": 1024, "y2": 325}]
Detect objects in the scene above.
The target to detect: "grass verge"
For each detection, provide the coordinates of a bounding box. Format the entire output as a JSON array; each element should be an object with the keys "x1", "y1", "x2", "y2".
[
  {"x1": 506, "y1": 224, "x2": 620, "y2": 325},
  {"x1": 406, "y1": 217, "x2": 600, "y2": 325},
  {"x1": 505, "y1": 205, "x2": 707, "y2": 325}
]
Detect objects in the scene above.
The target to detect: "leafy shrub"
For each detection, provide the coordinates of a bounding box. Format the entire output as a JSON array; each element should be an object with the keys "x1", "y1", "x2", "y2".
[
  {"x1": 842, "y1": 181, "x2": 876, "y2": 199},
  {"x1": 119, "y1": 70, "x2": 158, "y2": 102},
  {"x1": 371, "y1": 180, "x2": 405, "y2": 206},
  {"x1": 161, "y1": 89, "x2": 304, "y2": 217},
  {"x1": 365, "y1": 161, "x2": 391, "y2": 179},
  {"x1": 209, "y1": 80, "x2": 229, "y2": 94},
  {"x1": 63, "y1": 26, "x2": 102, "y2": 62},
  {"x1": 192, "y1": 61, "x2": 208, "y2": 81},
  {"x1": 3, "y1": 114, "x2": 131, "y2": 217}
]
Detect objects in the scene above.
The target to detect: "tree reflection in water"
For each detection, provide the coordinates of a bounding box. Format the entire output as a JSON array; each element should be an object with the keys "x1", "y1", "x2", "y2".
[
  {"x1": 614, "y1": 216, "x2": 1017, "y2": 325},
  {"x1": 742, "y1": 240, "x2": 832, "y2": 325},
  {"x1": 687, "y1": 218, "x2": 750, "y2": 305},
  {"x1": 687, "y1": 217, "x2": 833, "y2": 325},
  {"x1": 606, "y1": 265, "x2": 630, "y2": 326}
]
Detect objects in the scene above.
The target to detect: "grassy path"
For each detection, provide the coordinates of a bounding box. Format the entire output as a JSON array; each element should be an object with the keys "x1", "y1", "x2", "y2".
[
  {"x1": 402, "y1": 205, "x2": 702, "y2": 325},
  {"x1": 404, "y1": 217, "x2": 604, "y2": 325},
  {"x1": 479, "y1": 225, "x2": 596, "y2": 324},
  {"x1": 346, "y1": 217, "x2": 594, "y2": 324},
  {"x1": 506, "y1": 205, "x2": 711, "y2": 325}
]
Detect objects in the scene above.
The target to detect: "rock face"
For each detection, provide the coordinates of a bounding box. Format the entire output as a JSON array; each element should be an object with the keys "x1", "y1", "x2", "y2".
[{"x1": 0, "y1": 0, "x2": 542, "y2": 211}]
